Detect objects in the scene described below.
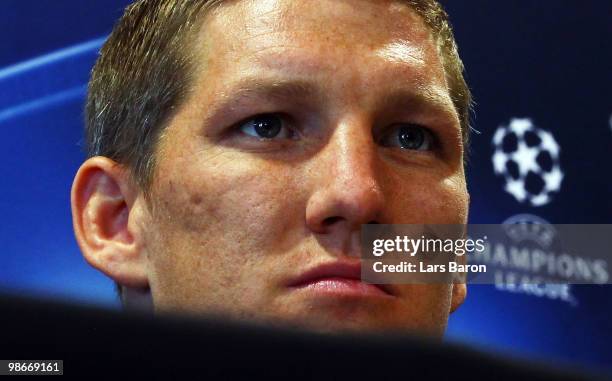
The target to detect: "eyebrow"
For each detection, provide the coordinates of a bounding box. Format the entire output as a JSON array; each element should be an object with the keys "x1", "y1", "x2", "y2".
[
  {"x1": 379, "y1": 86, "x2": 459, "y2": 124},
  {"x1": 201, "y1": 77, "x2": 323, "y2": 131},
  {"x1": 213, "y1": 77, "x2": 322, "y2": 108}
]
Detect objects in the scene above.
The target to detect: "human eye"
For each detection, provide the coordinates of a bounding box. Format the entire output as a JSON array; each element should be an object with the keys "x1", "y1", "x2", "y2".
[
  {"x1": 378, "y1": 123, "x2": 435, "y2": 151},
  {"x1": 237, "y1": 113, "x2": 294, "y2": 140}
]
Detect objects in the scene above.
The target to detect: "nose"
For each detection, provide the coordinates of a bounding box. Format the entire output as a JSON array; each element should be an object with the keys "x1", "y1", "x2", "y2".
[{"x1": 305, "y1": 118, "x2": 386, "y2": 235}]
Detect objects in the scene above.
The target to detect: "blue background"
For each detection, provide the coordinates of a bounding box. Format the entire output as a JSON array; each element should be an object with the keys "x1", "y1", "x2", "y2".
[{"x1": 1, "y1": 0, "x2": 610, "y2": 375}]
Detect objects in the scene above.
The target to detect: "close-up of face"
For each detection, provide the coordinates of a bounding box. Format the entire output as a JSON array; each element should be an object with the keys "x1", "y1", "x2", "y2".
[
  {"x1": 73, "y1": 0, "x2": 469, "y2": 337},
  {"x1": 5, "y1": 0, "x2": 609, "y2": 375}
]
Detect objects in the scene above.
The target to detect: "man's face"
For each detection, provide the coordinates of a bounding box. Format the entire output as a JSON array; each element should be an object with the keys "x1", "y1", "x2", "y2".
[{"x1": 143, "y1": 0, "x2": 468, "y2": 335}]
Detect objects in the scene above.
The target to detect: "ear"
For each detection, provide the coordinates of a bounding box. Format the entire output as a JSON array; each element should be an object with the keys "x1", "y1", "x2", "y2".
[
  {"x1": 71, "y1": 157, "x2": 149, "y2": 288},
  {"x1": 450, "y1": 282, "x2": 467, "y2": 313},
  {"x1": 450, "y1": 252, "x2": 467, "y2": 313}
]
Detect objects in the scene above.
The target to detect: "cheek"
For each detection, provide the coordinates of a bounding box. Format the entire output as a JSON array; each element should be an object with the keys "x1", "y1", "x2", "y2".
[
  {"x1": 166, "y1": 155, "x2": 302, "y2": 241},
  {"x1": 145, "y1": 151, "x2": 309, "y2": 309},
  {"x1": 399, "y1": 284, "x2": 454, "y2": 334},
  {"x1": 149, "y1": 150, "x2": 309, "y2": 262},
  {"x1": 437, "y1": 174, "x2": 469, "y2": 223},
  {"x1": 387, "y1": 169, "x2": 468, "y2": 224}
]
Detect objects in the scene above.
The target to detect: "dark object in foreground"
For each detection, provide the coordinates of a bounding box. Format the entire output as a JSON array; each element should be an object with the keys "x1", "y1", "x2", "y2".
[{"x1": 0, "y1": 294, "x2": 602, "y2": 379}]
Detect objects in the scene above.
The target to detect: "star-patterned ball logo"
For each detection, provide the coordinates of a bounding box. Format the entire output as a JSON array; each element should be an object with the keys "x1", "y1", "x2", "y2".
[{"x1": 492, "y1": 118, "x2": 564, "y2": 207}]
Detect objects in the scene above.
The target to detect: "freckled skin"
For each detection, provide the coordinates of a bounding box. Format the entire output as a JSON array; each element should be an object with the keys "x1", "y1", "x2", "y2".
[{"x1": 143, "y1": 0, "x2": 469, "y2": 335}]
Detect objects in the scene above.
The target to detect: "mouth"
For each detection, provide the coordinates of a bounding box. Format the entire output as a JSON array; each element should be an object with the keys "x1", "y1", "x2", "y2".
[{"x1": 286, "y1": 261, "x2": 394, "y2": 298}]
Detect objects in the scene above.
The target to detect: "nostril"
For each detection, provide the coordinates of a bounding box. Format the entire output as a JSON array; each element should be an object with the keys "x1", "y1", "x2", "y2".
[
  {"x1": 322, "y1": 216, "x2": 343, "y2": 226},
  {"x1": 321, "y1": 218, "x2": 380, "y2": 228}
]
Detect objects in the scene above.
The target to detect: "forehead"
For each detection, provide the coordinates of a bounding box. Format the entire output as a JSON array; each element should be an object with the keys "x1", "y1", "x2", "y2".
[
  {"x1": 197, "y1": 0, "x2": 446, "y2": 86},
  {"x1": 206, "y1": 0, "x2": 433, "y2": 46}
]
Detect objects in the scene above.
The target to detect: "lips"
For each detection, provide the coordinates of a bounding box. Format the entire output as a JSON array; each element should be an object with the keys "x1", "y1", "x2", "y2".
[{"x1": 286, "y1": 261, "x2": 394, "y2": 297}]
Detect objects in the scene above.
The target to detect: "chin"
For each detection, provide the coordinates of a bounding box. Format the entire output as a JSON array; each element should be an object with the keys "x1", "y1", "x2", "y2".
[{"x1": 267, "y1": 304, "x2": 447, "y2": 337}]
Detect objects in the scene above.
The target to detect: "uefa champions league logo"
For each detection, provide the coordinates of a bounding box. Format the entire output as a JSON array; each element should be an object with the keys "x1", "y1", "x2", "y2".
[
  {"x1": 487, "y1": 213, "x2": 577, "y2": 304},
  {"x1": 492, "y1": 118, "x2": 564, "y2": 207}
]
